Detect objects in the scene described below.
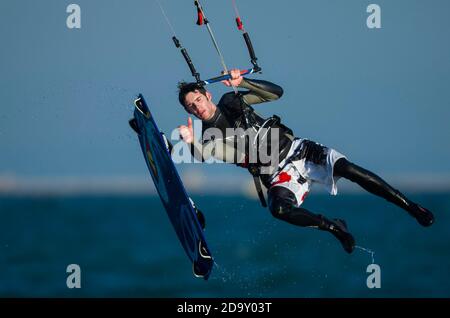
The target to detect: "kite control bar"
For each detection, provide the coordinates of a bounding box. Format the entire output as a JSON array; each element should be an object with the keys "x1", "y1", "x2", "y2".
[
  {"x1": 193, "y1": 0, "x2": 261, "y2": 87},
  {"x1": 172, "y1": 35, "x2": 255, "y2": 86},
  {"x1": 201, "y1": 68, "x2": 257, "y2": 85},
  {"x1": 159, "y1": 0, "x2": 262, "y2": 87}
]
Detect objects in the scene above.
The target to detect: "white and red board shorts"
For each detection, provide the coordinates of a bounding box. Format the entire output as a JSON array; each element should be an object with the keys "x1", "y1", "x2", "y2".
[{"x1": 268, "y1": 138, "x2": 346, "y2": 207}]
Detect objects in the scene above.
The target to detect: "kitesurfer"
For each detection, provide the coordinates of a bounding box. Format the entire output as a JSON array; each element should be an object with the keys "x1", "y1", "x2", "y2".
[{"x1": 177, "y1": 69, "x2": 435, "y2": 254}]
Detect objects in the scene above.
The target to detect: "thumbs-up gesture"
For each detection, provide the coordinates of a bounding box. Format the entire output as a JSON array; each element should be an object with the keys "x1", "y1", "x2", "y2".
[{"x1": 178, "y1": 117, "x2": 194, "y2": 144}]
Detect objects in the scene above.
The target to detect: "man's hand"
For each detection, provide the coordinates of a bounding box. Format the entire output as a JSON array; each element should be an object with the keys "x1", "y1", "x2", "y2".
[
  {"x1": 178, "y1": 117, "x2": 194, "y2": 144},
  {"x1": 221, "y1": 68, "x2": 243, "y2": 87}
]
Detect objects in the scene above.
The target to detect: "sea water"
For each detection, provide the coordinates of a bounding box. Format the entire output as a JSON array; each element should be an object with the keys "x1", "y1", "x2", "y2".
[{"x1": 0, "y1": 193, "x2": 449, "y2": 297}]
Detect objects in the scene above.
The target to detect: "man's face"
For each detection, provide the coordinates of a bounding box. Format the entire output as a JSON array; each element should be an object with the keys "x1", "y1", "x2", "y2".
[{"x1": 183, "y1": 90, "x2": 216, "y2": 121}]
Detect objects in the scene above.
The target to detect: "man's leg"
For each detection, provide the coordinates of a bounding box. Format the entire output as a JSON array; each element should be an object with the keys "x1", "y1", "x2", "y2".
[
  {"x1": 333, "y1": 158, "x2": 434, "y2": 226},
  {"x1": 268, "y1": 186, "x2": 355, "y2": 253}
]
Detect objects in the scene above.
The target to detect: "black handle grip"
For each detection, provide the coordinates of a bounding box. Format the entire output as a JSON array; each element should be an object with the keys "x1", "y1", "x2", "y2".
[
  {"x1": 173, "y1": 36, "x2": 201, "y2": 82},
  {"x1": 181, "y1": 48, "x2": 199, "y2": 78},
  {"x1": 172, "y1": 36, "x2": 181, "y2": 48},
  {"x1": 243, "y1": 32, "x2": 257, "y2": 63}
]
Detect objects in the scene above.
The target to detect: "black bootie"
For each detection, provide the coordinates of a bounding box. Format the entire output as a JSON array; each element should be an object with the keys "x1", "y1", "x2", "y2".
[{"x1": 319, "y1": 216, "x2": 355, "y2": 254}]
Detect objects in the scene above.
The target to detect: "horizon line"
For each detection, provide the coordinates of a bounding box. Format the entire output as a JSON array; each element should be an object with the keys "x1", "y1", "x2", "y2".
[{"x1": 1, "y1": 173, "x2": 450, "y2": 197}]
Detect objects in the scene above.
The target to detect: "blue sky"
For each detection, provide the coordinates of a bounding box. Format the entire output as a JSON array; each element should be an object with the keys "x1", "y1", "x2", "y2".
[{"x1": 1, "y1": 0, "x2": 449, "y2": 184}]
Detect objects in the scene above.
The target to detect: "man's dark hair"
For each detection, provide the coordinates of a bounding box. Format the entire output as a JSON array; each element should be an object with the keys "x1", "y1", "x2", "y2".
[{"x1": 178, "y1": 81, "x2": 207, "y2": 106}]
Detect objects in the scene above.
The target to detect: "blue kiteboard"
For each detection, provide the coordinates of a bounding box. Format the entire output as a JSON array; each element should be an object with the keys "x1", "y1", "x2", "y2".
[{"x1": 129, "y1": 94, "x2": 213, "y2": 279}]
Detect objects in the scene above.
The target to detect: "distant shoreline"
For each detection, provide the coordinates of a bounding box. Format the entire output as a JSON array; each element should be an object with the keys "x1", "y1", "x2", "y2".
[{"x1": 1, "y1": 173, "x2": 450, "y2": 197}]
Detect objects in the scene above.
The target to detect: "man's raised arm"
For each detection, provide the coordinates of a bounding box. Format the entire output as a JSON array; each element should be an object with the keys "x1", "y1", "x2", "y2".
[
  {"x1": 239, "y1": 78, "x2": 284, "y2": 105},
  {"x1": 222, "y1": 69, "x2": 283, "y2": 105}
]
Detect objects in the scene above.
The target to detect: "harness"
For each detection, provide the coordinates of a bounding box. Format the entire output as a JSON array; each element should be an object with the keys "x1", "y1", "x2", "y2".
[{"x1": 230, "y1": 94, "x2": 294, "y2": 207}]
